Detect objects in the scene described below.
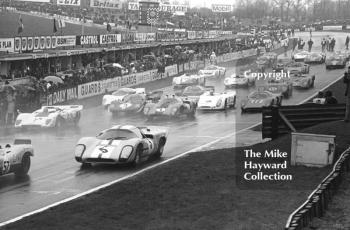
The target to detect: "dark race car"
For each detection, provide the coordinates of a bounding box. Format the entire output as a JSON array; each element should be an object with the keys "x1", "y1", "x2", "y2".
[{"x1": 108, "y1": 94, "x2": 146, "y2": 114}]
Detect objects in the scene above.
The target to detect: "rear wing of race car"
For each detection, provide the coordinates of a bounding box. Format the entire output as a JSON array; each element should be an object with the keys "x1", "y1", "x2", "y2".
[{"x1": 14, "y1": 139, "x2": 32, "y2": 145}]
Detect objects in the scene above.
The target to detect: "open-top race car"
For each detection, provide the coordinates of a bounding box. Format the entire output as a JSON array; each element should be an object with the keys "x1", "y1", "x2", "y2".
[
  {"x1": 143, "y1": 96, "x2": 197, "y2": 119},
  {"x1": 337, "y1": 50, "x2": 350, "y2": 61},
  {"x1": 325, "y1": 54, "x2": 347, "y2": 69},
  {"x1": 256, "y1": 53, "x2": 277, "y2": 70},
  {"x1": 74, "y1": 125, "x2": 168, "y2": 167},
  {"x1": 258, "y1": 79, "x2": 293, "y2": 98},
  {"x1": 285, "y1": 61, "x2": 310, "y2": 74},
  {"x1": 198, "y1": 65, "x2": 226, "y2": 79},
  {"x1": 102, "y1": 88, "x2": 146, "y2": 109},
  {"x1": 197, "y1": 91, "x2": 236, "y2": 111},
  {"x1": 273, "y1": 58, "x2": 292, "y2": 72},
  {"x1": 146, "y1": 90, "x2": 164, "y2": 103},
  {"x1": 289, "y1": 73, "x2": 315, "y2": 89},
  {"x1": 292, "y1": 51, "x2": 310, "y2": 62},
  {"x1": 304, "y1": 52, "x2": 326, "y2": 64},
  {"x1": 15, "y1": 105, "x2": 83, "y2": 128},
  {"x1": 108, "y1": 94, "x2": 146, "y2": 114},
  {"x1": 180, "y1": 85, "x2": 213, "y2": 102},
  {"x1": 172, "y1": 73, "x2": 206, "y2": 96},
  {"x1": 224, "y1": 72, "x2": 256, "y2": 88},
  {"x1": 0, "y1": 139, "x2": 34, "y2": 177},
  {"x1": 241, "y1": 91, "x2": 282, "y2": 113}
]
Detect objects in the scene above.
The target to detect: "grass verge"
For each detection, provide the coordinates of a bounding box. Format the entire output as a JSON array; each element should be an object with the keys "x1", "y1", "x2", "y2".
[{"x1": 2, "y1": 120, "x2": 350, "y2": 230}]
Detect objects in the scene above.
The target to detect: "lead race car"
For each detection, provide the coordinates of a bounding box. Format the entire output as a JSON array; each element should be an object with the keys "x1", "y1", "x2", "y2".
[
  {"x1": 241, "y1": 91, "x2": 282, "y2": 113},
  {"x1": 102, "y1": 88, "x2": 146, "y2": 109},
  {"x1": 15, "y1": 105, "x2": 83, "y2": 128},
  {"x1": 198, "y1": 65, "x2": 226, "y2": 79},
  {"x1": 74, "y1": 125, "x2": 168, "y2": 167},
  {"x1": 0, "y1": 139, "x2": 34, "y2": 177},
  {"x1": 143, "y1": 96, "x2": 197, "y2": 119},
  {"x1": 197, "y1": 91, "x2": 236, "y2": 111}
]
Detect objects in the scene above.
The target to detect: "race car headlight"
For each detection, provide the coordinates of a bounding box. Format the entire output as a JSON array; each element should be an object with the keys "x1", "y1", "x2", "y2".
[
  {"x1": 75, "y1": 144, "x2": 86, "y2": 157},
  {"x1": 120, "y1": 145, "x2": 133, "y2": 159},
  {"x1": 216, "y1": 98, "x2": 222, "y2": 107}
]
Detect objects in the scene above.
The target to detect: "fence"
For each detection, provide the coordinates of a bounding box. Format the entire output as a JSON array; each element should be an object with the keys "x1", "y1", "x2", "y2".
[
  {"x1": 262, "y1": 104, "x2": 346, "y2": 139},
  {"x1": 285, "y1": 147, "x2": 350, "y2": 229}
]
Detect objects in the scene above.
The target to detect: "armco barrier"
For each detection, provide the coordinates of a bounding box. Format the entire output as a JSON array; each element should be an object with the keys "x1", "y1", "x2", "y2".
[
  {"x1": 285, "y1": 147, "x2": 350, "y2": 229},
  {"x1": 262, "y1": 104, "x2": 346, "y2": 139}
]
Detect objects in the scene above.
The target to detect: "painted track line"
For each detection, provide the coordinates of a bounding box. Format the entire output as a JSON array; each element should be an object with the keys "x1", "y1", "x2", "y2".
[{"x1": 0, "y1": 66, "x2": 345, "y2": 228}]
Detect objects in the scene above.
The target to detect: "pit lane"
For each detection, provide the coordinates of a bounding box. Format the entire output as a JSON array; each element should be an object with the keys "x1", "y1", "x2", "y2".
[{"x1": 0, "y1": 31, "x2": 348, "y2": 223}]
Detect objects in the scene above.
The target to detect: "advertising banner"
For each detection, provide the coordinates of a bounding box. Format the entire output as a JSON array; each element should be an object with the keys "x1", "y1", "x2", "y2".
[
  {"x1": 100, "y1": 34, "x2": 121, "y2": 45},
  {"x1": 76, "y1": 35, "x2": 100, "y2": 45},
  {"x1": 47, "y1": 87, "x2": 78, "y2": 105},
  {"x1": 57, "y1": 35, "x2": 76, "y2": 47},
  {"x1": 128, "y1": 2, "x2": 139, "y2": 10},
  {"x1": 121, "y1": 32, "x2": 135, "y2": 43},
  {"x1": 100, "y1": 77, "x2": 122, "y2": 92},
  {"x1": 0, "y1": 38, "x2": 14, "y2": 52},
  {"x1": 120, "y1": 74, "x2": 137, "y2": 87},
  {"x1": 57, "y1": 0, "x2": 81, "y2": 6},
  {"x1": 323, "y1": 25, "x2": 342, "y2": 31},
  {"x1": 14, "y1": 37, "x2": 21, "y2": 52},
  {"x1": 78, "y1": 81, "x2": 102, "y2": 99},
  {"x1": 21, "y1": 37, "x2": 27, "y2": 51},
  {"x1": 40, "y1": 36, "x2": 46, "y2": 50},
  {"x1": 27, "y1": 37, "x2": 34, "y2": 51},
  {"x1": 34, "y1": 37, "x2": 40, "y2": 50},
  {"x1": 90, "y1": 0, "x2": 122, "y2": 9},
  {"x1": 145, "y1": 33, "x2": 156, "y2": 42},
  {"x1": 164, "y1": 64, "x2": 178, "y2": 77},
  {"x1": 211, "y1": 4, "x2": 232, "y2": 12},
  {"x1": 178, "y1": 63, "x2": 184, "y2": 74},
  {"x1": 51, "y1": 36, "x2": 57, "y2": 49},
  {"x1": 46, "y1": 36, "x2": 52, "y2": 49},
  {"x1": 129, "y1": 2, "x2": 187, "y2": 12},
  {"x1": 187, "y1": 31, "x2": 196, "y2": 40},
  {"x1": 135, "y1": 33, "x2": 146, "y2": 43},
  {"x1": 15, "y1": 0, "x2": 50, "y2": 2}
]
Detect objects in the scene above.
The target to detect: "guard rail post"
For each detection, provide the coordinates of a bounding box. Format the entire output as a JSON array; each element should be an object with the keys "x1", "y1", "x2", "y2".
[{"x1": 271, "y1": 105, "x2": 279, "y2": 140}]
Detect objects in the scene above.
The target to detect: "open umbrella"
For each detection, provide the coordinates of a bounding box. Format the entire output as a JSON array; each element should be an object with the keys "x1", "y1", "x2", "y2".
[{"x1": 43, "y1": 76, "x2": 64, "y2": 84}]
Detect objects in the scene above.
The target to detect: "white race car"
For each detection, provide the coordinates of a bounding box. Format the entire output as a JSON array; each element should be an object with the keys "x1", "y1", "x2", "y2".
[
  {"x1": 285, "y1": 62, "x2": 310, "y2": 74},
  {"x1": 102, "y1": 88, "x2": 146, "y2": 109},
  {"x1": 198, "y1": 65, "x2": 226, "y2": 78},
  {"x1": 15, "y1": 105, "x2": 83, "y2": 128},
  {"x1": 293, "y1": 51, "x2": 310, "y2": 62},
  {"x1": 0, "y1": 139, "x2": 34, "y2": 177},
  {"x1": 224, "y1": 72, "x2": 256, "y2": 88},
  {"x1": 197, "y1": 91, "x2": 236, "y2": 111},
  {"x1": 75, "y1": 125, "x2": 168, "y2": 167},
  {"x1": 304, "y1": 52, "x2": 326, "y2": 64},
  {"x1": 173, "y1": 73, "x2": 206, "y2": 96}
]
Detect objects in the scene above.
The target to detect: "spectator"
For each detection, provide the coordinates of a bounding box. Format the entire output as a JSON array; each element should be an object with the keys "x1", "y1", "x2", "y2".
[
  {"x1": 321, "y1": 38, "x2": 326, "y2": 52},
  {"x1": 343, "y1": 66, "x2": 350, "y2": 122},
  {"x1": 308, "y1": 39, "x2": 313, "y2": 52},
  {"x1": 346, "y1": 36, "x2": 350, "y2": 50},
  {"x1": 324, "y1": 90, "x2": 337, "y2": 104}
]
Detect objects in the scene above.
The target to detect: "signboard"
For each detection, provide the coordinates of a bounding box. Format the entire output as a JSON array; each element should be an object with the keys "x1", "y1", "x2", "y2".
[
  {"x1": 322, "y1": 25, "x2": 342, "y2": 31},
  {"x1": 78, "y1": 81, "x2": 102, "y2": 99},
  {"x1": 90, "y1": 0, "x2": 122, "y2": 9},
  {"x1": 211, "y1": 4, "x2": 232, "y2": 12},
  {"x1": 14, "y1": 37, "x2": 21, "y2": 52},
  {"x1": 21, "y1": 37, "x2": 27, "y2": 51},
  {"x1": 129, "y1": 2, "x2": 187, "y2": 12},
  {"x1": 15, "y1": 0, "x2": 50, "y2": 2},
  {"x1": 47, "y1": 87, "x2": 78, "y2": 105},
  {"x1": 46, "y1": 36, "x2": 52, "y2": 49},
  {"x1": 100, "y1": 34, "x2": 121, "y2": 45},
  {"x1": 27, "y1": 37, "x2": 34, "y2": 51},
  {"x1": 34, "y1": 37, "x2": 40, "y2": 50},
  {"x1": 76, "y1": 35, "x2": 100, "y2": 45},
  {"x1": 0, "y1": 38, "x2": 14, "y2": 52},
  {"x1": 57, "y1": 0, "x2": 81, "y2": 6},
  {"x1": 57, "y1": 35, "x2": 76, "y2": 47},
  {"x1": 51, "y1": 36, "x2": 57, "y2": 49},
  {"x1": 40, "y1": 36, "x2": 46, "y2": 50}
]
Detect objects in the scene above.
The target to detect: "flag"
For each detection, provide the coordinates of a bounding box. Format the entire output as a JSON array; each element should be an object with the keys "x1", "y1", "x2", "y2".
[
  {"x1": 53, "y1": 18, "x2": 57, "y2": 33},
  {"x1": 106, "y1": 23, "x2": 111, "y2": 32},
  {"x1": 147, "y1": 8, "x2": 159, "y2": 25},
  {"x1": 17, "y1": 14, "x2": 24, "y2": 34}
]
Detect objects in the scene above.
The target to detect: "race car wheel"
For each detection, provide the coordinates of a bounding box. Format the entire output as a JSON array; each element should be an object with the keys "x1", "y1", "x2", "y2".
[
  {"x1": 154, "y1": 137, "x2": 166, "y2": 158},
  {"x1": 14, "y1": 153, "x2": 31, "y2": 177},
  {"x1": 187, "y1": 107, "x2": 196, "y2": 118},
  {"x1": 232, "y1": 97, "x2": 236, "y2": 108},
  {"x1": 241, "y1": 107, "x2": 246, "y2": 114},
  {"x1": 132, "y1": 145, "x2": 143, "y2": 167},
  {"x1": 56, "y1": 117, "x2": 64, "y2": 128}
]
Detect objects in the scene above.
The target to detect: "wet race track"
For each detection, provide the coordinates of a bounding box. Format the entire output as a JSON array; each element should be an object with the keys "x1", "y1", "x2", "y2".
[{"x1": 0, "y1": 31, "x2": 348, "y2": 222}]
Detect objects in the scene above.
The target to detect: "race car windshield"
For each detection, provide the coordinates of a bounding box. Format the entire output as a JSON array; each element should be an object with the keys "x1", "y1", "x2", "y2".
[
  {"x1": 183, "y1": 87, "x2": 204, "y2": 96},
  {"x1": 250, "y1": 93, "x2": 268, "y2": 99},
  {"x1": 112, "y1": 89, "x2": 135, "y2": 96},
  {"x1": 97, "y1": 129, "x2": 138, "y2": 140},
  {"x1": 159, "y1": 98, "x2": 180, "y2": 107},
  {"x1": 205, "y1": 66, "x2": 217, "y2": 70},
  {"x1": 125, "y1": 95, "x2": 144, "y2": 104}
]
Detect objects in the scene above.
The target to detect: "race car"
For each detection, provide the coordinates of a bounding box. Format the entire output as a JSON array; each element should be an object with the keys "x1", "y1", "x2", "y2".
[
  {"x1": 304, "y1": 52, "x2": 326, "y2": 64},
  {"x1": 0, "y1": 139, "x2": 34, "y2": 177},
  {"x1": 143, "y1": 96, "x2": 197, "y2": 119},
  {"x1": 74, "y1": 125, "x2": 168, "y2": 167},
  {"x1": 290, "y1": 73, "x2": 315, "y2": 89},
  {"x1": 256, "y1": 54, "x2": 276, "y2": 71},
  {"x1": 15, "y1": 105, "x2": 83, "y2": 128},
  {"x1": 241, "y1": 91, "x2": 282, "y2": 113},
  {"x1": 102, "y1": 88, "x2": 146, "y2": 109},
  {"x1": 198, "y1": 65, "x2": 226, "y2": 78},
  {"x1": 108, "y1": 94, "x2": 146, "y2": 114},
  {"x1": 180, "y1": 85, "x2": 212, "y2": 102},
  {"x1": 273, "y1": 58, "x2": 292, "y2": 72},
  {"x1": 292, "y1": 51, "x2": 310, "y2": 62},
  {"x1": 146, "y1": 90, "x2": 164, "y2": 103},
  {"x1": 258, "y1": 80, "x2": 293, "y2": 98},
  {"x1": 325, "y1": 54, "x2": 347, "y2": 69},
  {"x1": 224, "y1": 72, "x2": 256, "y2": 88},
  {"x1": 172, "y1": 73, "x2": 206, "y2": 96},
  {"x1": 337, "y1": 50, "x2": 350, "y2": 61},
  {"x1": 197, "y1": 91, "x2": 236, "y2": 111},
  {"x1": 285, "y1": 62, "x2": 310, "y2": 75}
]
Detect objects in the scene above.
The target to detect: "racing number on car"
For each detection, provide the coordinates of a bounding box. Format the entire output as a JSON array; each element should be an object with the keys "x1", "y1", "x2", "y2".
[
  {"x1": 2, "y1": 161, "x2": 10, "y2": 174},
  {"x1": 98, "y1": 147, "x2": 108, "y2": 158}
]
